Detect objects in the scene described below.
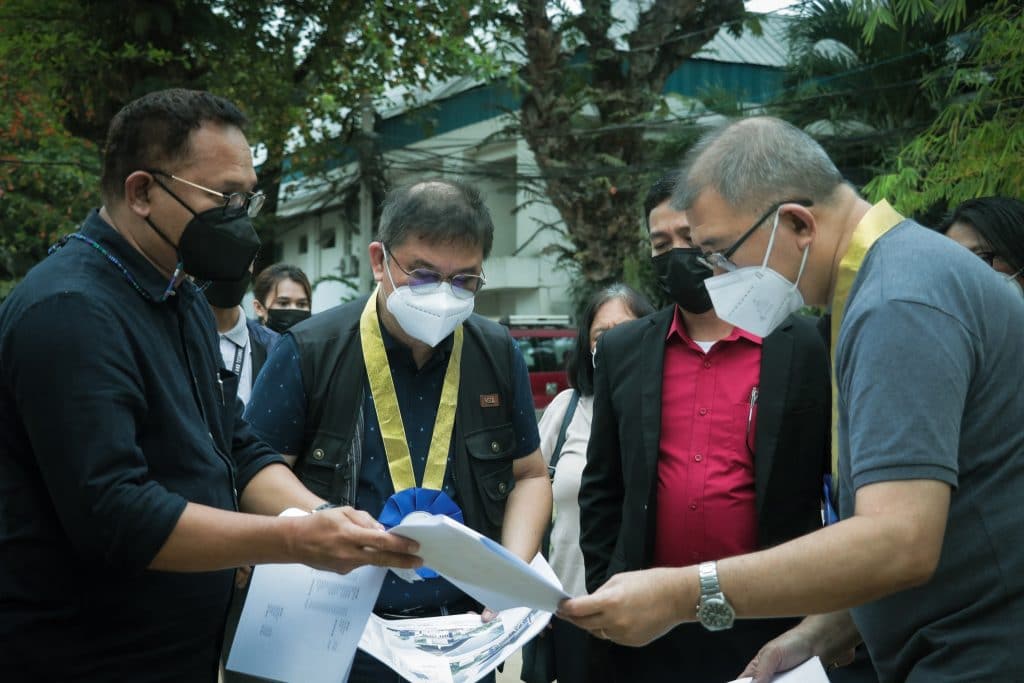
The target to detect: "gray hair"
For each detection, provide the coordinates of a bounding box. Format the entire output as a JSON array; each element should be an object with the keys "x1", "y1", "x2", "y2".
[
  {"x1": 377, "y1": 178, "x2": 494, "y2": 258},
  {"x1": 674, "y1": 117, "x2": 844, "y2": 214}
]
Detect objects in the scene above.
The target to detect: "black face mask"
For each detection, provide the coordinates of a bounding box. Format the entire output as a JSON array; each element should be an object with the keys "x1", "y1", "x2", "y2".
[
  {"x1": 651, "y1": 247, "x2": 714, "y2": 314},
  {"x1": 146, "y1": 180, "x2": 261, "y2": 282},
  {"x1": 203, "y1": 272, "x2": 251, "y2": 309},
  {"x1": 265, "y1": 308, "x2": 311, "y2": 334}
]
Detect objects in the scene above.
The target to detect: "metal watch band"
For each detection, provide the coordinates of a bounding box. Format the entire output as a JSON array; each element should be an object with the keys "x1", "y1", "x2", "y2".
[{"x1": 698, "y1": 561, "x2": 721, "y2": 597}]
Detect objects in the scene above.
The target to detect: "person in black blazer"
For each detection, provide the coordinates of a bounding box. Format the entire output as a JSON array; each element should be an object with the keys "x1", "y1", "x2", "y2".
[{"x1": 578, "y1": 173, "x2": 831, "y2": 682}]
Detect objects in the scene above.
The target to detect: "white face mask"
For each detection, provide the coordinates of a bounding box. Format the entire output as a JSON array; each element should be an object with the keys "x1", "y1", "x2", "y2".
[
  {"x1": 703, "y1": 208, "x2": 809, "y2": 338},
  {"x1": 383, "y1": 249, "x2": 475, "y2": 347}
]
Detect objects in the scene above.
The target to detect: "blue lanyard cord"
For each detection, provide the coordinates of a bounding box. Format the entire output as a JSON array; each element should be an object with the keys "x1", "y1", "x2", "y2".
[{"x1": 49, "y1": 232, "x2": 180, "y2": 302}]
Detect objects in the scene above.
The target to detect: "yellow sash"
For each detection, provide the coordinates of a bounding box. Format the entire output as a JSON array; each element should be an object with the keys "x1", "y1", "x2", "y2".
[
  {"x1": 829, "y1": 200, "x2": 904, "y2": 481},
  {"x1": 359, "y1": 289, "x2": 463, "y2": 492}
]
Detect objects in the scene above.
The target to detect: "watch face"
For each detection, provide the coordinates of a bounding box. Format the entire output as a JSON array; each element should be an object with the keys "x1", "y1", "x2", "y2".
[{"x1": 699, "y1": 596, "x2": 735, "y2": 631}]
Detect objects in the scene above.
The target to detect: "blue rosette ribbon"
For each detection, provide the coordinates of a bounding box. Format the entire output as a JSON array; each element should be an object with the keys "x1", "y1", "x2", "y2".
[{"x1": 379, "y1": 487, "x2": 463, "y2": 579}]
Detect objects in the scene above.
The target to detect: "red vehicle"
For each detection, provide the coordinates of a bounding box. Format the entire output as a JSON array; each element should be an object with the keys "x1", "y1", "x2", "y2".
[{"x1": 501, "y1": 315, "x2": 576, "y2": 410}]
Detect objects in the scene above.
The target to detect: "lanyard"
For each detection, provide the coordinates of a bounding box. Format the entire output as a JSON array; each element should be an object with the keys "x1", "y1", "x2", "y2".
[
  {"x1": 829, "y1": 201, "x2": 903, "y2": 481},
  {"x1": 359, "y1": 289, "x2": 463, "y2": 492},
  {"x1": 51, "y1": 232, "x2": 180, "y2": 302},
  {"x1": 230, "y1": 338, "x2": 246, "y2": 375}
]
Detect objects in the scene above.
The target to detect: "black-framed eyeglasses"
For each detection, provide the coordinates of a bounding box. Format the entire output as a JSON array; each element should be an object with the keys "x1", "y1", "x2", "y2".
[
  {"x1": 384, "y1": 245, "x2": 486, "y2": 300},
  {"x1": 148, "y1": 169, "x2": 265, "y2": 218},
  {"x1": 700, "y1": 198, "x2": 814, "y2": 272}
]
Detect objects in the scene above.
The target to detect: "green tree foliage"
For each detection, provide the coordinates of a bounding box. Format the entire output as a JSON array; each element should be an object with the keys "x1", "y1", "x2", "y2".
[
  {"x1": 771, "y1": 0, "x2": 975, "y2": 188},
  {"x1": 0, "y1": 5, "x2": 103, "y2": 281},
  {"x1": 0, "y1": 0, "x2": 501, "y2": 282},
  {"x1": 507, "y1": 0, "x2": 747, "y2": 306},
  {"x1": 861, "y1": 0, "x2": 1024, "y2": 212}
]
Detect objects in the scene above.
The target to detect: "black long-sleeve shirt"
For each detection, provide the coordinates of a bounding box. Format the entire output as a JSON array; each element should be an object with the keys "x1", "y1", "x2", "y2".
[{"x1": 0, "y1": 210, "x2": 283, "y2": 681}]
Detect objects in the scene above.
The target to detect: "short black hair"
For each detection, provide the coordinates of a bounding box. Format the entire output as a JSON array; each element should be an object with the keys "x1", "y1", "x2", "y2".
[
  {"x1": 253, "y1": 263, "x2": 312, "y2": 306},
  {"x1": 643, "y1": 171, "x2": 681, "y2": 232},
  {"x1": 377, "y1": 178, "x2": 495, "y2": 258},
  {"x1": 569, "y1": 284, "x2": 655, "y2": 396},
  {"x1": 939, "y1": 196, "x2": 1024, "y2": 273},
  {"x1": 101, "y1": 88, "x2": 248, "y2": 204}
]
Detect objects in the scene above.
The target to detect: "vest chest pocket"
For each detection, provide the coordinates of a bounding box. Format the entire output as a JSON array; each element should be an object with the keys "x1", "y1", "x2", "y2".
[
  {"x1": 464, "y1": 423, "x2": 517, "y2": 529},
  {"x1": 296, "y1": 431, "x2": 356, "y2": 505}
]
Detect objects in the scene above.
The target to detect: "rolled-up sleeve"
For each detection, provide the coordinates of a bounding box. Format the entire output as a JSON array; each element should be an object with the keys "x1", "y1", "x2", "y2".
[{"x1": 2, "y1": 294, "x2": 186, "y2": 572}]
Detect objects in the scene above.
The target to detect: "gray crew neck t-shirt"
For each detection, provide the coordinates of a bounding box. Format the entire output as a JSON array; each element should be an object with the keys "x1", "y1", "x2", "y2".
[{"x1": 836, "y1": 220, "x2": 1024, "y2": 682}]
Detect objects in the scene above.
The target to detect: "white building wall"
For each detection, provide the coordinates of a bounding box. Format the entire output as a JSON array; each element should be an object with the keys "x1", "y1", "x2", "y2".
[{"x1": 275, "y1": 113, "x2": 574, "y2": 319}]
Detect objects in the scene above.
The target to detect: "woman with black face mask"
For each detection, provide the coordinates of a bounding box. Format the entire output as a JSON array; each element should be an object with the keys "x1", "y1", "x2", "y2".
[{"x1": 252, "y1": 263, "x2": 313, "y2": 334}]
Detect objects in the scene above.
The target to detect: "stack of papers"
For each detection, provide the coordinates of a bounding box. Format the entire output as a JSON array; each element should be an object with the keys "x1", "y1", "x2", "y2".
[
  {"x1": 389, "y1": 511, "x2": 569, "y2": 612},
  {"x1": 727, "y1": 656, "x2": 830, "y2": 683},
  {"x1": 227, "y1": 511, "x2": 567, "y2": 683}
]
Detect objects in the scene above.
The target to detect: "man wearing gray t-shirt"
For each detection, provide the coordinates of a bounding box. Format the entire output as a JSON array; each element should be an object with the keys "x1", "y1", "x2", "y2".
[{"x1": 558, "y1": 116, "x2": 1023, "y2": 683}]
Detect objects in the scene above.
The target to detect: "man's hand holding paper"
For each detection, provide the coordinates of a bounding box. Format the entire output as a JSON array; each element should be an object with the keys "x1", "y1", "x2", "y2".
[{"x1": 283, "y1": 505, "x2": 423, "y2": 574}]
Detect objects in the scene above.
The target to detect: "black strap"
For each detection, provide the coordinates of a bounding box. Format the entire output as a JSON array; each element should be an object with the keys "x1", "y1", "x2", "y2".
[
  {"x1": 540, "y1": 390, "x2": 579, "y2": 561},
  {"x1": 548, "y1": 390, "x2": 579, "y2": 477},
  {"x1": 230, "y1": 340, "x2": 246, "y2": 375}
]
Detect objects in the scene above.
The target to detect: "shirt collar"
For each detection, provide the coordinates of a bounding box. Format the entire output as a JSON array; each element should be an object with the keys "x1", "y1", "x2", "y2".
[
  {"x1": 665, "y1": 305, "x2": 763, "y2": 348},
  {"x1": 831, "y1": 199, "x2": 904, "y2": 313},
  {"x1": 221, "y1": 308, "x2": 249, "y2": 347},
  {"x1": 80, "y1": 209, "x2": 185, "y2": 303}
]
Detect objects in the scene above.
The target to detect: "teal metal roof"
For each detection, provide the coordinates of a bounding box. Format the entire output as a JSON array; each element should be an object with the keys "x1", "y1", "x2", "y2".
[{"x1": 281, "y1": 16, "x2": 789, "y2": 185}]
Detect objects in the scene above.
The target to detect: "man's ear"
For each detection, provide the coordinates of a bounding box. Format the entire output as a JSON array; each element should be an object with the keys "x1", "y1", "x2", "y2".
[
  {"x1": 368, "y1": 241, "x2": 386, "y2": 285},
  {"x1": 785, "y1": 203, "x2": 816, "y2": 251},
  {"x1": 124, "y1": 171, "x2": 155, "y2": 218}
]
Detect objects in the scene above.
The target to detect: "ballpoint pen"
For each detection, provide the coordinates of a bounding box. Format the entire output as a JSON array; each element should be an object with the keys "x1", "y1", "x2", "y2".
[{"x1": 746, "y1": 386, "x2": 759, "y2": 438}]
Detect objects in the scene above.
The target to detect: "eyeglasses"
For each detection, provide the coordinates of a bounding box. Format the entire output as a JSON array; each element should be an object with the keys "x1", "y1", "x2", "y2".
[
  {"x1": 700, "y1": 198, "x2": 814, "y2": 272},
  {"x1": 149, "y1": 170, "x2": 266, "y2": 218},
  {"x1": 384, "y1": 246, "x2": 486, "y2": 300}
]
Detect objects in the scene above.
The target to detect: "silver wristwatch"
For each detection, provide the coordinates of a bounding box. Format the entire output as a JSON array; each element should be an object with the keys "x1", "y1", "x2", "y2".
[{"x1": 695, "y1": 561, "x2": 735, "y2": 631}]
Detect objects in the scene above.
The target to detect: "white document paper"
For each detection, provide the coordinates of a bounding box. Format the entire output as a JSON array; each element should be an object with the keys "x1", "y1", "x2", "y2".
[
  {"x1": 226, "y1": 509, "x2": 387, "y2": 683},
  {"x1": 359, "y1": 606, "x2": 550, "y2": 683},
  {"x1": 389, "y1": 512, "x2": 571, "y2": 612},
  {"x1": 727, "y1": 656, "x2": 830, "y2": 683}
]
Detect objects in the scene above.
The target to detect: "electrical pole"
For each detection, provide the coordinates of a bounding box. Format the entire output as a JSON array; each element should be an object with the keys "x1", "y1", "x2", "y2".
[{"x1": 357, "y1": 94, "x2": 375, "y2": 294}]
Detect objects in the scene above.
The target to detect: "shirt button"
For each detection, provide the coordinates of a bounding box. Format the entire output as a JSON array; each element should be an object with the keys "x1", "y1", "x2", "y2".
[
  {"x1": 312, "y1": 448, "x2": 325, "y2": 461},
  {"x1": 497, "y1": 482, "x2": 508, "y2": 494},
  {"x1": 694, "y1": 454, "x2": 703, "y2": 462},
  {"x1": 699, "y1": 408, "x2": 708, "y2": 416},
  {"x1": 703, "y1": 360, "x2": 712, "y2": 369},
  {"x1": 689, "y1": 502, "x2": 698, "y2": 511},
  {"x1": 490, "y1": 441, "x2": 501, "y2": 453}
]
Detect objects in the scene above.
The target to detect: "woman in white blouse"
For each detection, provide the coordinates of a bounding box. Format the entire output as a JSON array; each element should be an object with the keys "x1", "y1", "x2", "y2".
[{"x1": 525, "y1": 284, "x2": 654, "y2": 683}]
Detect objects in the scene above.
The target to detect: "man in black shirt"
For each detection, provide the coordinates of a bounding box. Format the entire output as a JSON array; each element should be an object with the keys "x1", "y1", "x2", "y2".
[{"x1": 0, "y1": 89, "x2": 420, "y2": 682}]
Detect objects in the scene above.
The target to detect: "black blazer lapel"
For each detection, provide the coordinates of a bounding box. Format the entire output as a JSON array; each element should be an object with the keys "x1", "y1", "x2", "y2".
[
  {"x1": 639, "y1": 308, "x2": 673, "y2": 479},
  {"x1": 754, "y1": 321, "x2": 794, "y2": 515},
  {"x1": 638, "y1": 308, "x2": 673, "y2": 564}
]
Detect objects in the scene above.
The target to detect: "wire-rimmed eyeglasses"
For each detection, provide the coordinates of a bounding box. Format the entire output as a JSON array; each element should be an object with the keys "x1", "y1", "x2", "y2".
[
  {"x1": 384, "y1": 245, "x2": 486, "y2": 300},
  {"x1": 149, "y1": 170, "x2": 266, "y2": 218}
]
